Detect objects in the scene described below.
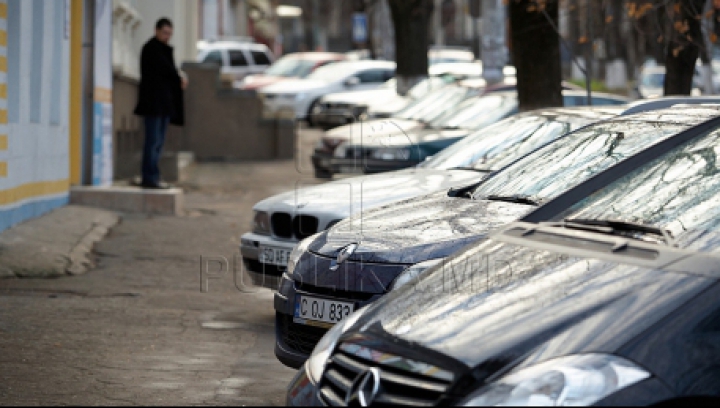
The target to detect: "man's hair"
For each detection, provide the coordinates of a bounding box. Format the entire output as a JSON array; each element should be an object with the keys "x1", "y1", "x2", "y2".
[{"x1": 155, "y1": 18, "x2": 173, "y2": 30}]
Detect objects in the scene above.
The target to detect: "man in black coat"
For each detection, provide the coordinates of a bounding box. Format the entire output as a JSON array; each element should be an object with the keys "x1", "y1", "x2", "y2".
[{"x1": 134, "y1": 18, "x2": 186, "y2": 189}]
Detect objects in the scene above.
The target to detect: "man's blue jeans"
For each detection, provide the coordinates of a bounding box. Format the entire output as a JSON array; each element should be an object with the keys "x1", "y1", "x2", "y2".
[{"x1": 142, "y1": 116, "x2": 170, "y2": 186}]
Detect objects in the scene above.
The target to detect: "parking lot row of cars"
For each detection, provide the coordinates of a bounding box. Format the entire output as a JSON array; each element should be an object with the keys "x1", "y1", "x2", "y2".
[{"x1": 237, "y1": 55, "x2": 720, "y2": 405}]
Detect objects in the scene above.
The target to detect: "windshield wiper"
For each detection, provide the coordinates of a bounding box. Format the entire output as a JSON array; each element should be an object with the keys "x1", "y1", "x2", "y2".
[
  {"x1": 447, "y1": 167, "x2": 491, "y2": 174},
  {"x1": 486, "y1": 194, "x2": 539, "y2": 206},
  {"x1": 554, "y1": 218, "x2": 675, "y2": 246}
]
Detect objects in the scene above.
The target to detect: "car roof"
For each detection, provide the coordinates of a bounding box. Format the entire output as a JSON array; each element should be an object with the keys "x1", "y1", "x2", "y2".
[
  {"x1": 622, "y1": 96, "x2": 720, "y2": 114},
  {"x1": 600, "y1": 104, "x2": 720, "y2": 126},
  {"x1": 560, "y1": 90, "x2": 630, "y2": 102},
  {"x1": 520, "y1": 106, "x2": 626, "y2": 120}
]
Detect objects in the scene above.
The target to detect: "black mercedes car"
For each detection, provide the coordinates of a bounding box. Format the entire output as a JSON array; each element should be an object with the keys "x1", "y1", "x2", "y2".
[
  {"x1": 274, "y1": 106, "x2": 720, "y2": 369},
  {"x1": 286, "y1": 108, "x2": 720, "y2": 406}
]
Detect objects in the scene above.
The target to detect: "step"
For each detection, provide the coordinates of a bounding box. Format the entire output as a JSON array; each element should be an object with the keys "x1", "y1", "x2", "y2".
[{"x1": 70, "y1": 186, "x2": 183, "y2": 216}]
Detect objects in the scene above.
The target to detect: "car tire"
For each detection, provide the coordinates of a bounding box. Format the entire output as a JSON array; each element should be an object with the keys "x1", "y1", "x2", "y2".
[
  {"x1": 314, "y1": 167, "x2": 333, "y2": 179},
  {"x1": 306, "y1": 99, "x2": 322, "y2": 127}
]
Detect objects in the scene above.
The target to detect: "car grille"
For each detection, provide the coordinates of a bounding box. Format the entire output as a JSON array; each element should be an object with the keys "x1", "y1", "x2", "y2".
[
  {"x1": 318, "y1": 343, "x2": 454, "y2": 406},
  {"x1": 278, "y1": 313, "x2": 328, "y2": 356},
  {"x1": 271, "y1": 213, "x2": 319, "y2": 240},
  {"x1": 295, "y1": 282, "x2": 377, "y2": 302}
]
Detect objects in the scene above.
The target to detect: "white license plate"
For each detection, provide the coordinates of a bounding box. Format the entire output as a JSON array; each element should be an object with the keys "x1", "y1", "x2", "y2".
[
  {"x1": 259, "y1": 245, "x2": 292, "y2": 266},
  {"x1": 294, "y1": 295, "x2": 354, "y2": 326}
]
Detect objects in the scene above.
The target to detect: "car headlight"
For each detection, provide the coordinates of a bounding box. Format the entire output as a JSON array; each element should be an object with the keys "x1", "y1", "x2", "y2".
[
  {"x1": 253, "y1": 211, "x2": 270, "y2": 235},
  {"x1": 370, "y1": 147, "x2": 411, "y2": 161},
  {"x1": 391, "y1": 258, "x2": 446, "y2": 291},
  {"x1": 286, "y1": 233, "x2": 321, "y2": 276},
  {"x1": 333, "y1": 143, "x2": 348, "y2": 158},
  {"x1": 306, "y1": 305, "x2": 368, "y2": 383},
  {"x1": 460, "y1": 354, "x2": 650, "y2": 406}
]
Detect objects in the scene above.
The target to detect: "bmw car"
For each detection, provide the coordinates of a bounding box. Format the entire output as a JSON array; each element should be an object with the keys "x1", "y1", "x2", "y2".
[
  {"x1": 274, "y1": 106, "x2": 720, "y2": 369},
  {"x1": 240, "y1": 107, "x2": 620, "y2": 290},
  {"x1": 286, "y1": 110, "x2": 720, "y2": 405}
]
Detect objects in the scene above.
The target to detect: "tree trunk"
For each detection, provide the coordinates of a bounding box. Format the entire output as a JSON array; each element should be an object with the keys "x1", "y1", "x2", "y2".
[
  {"x1": 664, "y1": 0, "x2": 705, "y2": 95},
  {"x1": 510, "y1": 0, "x2": 563, "y2": 111},
  {"x1": 389, "y1": 0, "x2": 434, "y2": 95}
]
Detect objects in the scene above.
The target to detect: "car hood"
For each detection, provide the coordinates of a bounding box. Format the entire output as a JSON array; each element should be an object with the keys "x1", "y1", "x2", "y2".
[
  {"x1": 253, "y1": 168, "x2": 486, "y2": 221},
  {"x1": 240, "y1": 75, "x2": 287, "y2": 90},
  {"x1": 324, "y1": 118, "x2": 423, "y2": 141},
  {"x1": 260, "y1": 79, "x2": 331, "y2": 94},
  {"x1": 310, "y1": 193, "x2": 532, "y2": 264},
  {"x1": 352, "y1": 240, "x2": 714, "y2": 370},
  {"x1": 322, "y1": 89, "x2": 396, "y2": 104}
]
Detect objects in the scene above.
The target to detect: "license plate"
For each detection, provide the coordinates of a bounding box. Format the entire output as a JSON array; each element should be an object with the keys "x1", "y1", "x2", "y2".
[
  {"x1": 259, "y1": 245, "x2": 292, "y2": 266},
  {"x1": 294, "y1": 295, "x2": 354, "y2": 327}
]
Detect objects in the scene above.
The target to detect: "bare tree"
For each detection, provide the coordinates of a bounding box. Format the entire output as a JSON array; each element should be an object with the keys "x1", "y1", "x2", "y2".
[
  {"x1": 510, "y1": 0, "x2": 563, "y2": 110},
  {"x1": 388, "y1": 0, "x2": 434, "y2": 95},
  {"x1": 664, "y1": 0, "x2": 706, "y2": 94}
]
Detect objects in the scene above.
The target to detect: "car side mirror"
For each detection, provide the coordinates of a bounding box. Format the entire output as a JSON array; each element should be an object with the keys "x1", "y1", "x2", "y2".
[{"x1": 344, "y1": 76, "x2": 360, "y2": 87}]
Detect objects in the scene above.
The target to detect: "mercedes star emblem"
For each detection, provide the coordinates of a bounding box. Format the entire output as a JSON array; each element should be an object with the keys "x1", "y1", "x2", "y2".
[
  {"x1": 330, "y1": 243, "x2": 358, "y2": 271},
  {"x1": 345, "y1": 367, "x2": 381, "y2": 407}
]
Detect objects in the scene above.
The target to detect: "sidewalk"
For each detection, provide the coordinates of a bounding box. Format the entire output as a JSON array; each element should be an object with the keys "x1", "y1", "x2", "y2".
[{"x1": 0, "y1": 205, "x2": 120, "y2": 278}]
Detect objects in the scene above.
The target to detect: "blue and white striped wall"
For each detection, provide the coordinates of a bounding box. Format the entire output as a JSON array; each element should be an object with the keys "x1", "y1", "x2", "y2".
[{"x1": 0, "y1": 0, "x2": 71, "y2": 232}]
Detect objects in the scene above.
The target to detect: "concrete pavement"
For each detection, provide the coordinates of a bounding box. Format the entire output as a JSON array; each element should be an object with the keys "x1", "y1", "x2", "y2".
[{"x1": 0, "y1": 127, "x2": 324, "y2": 405}]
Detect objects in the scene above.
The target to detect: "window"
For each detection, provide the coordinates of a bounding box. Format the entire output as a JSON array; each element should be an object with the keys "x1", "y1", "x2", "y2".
[
  {"x1": 203, "y1": 50, "x2": 224, "y2": 66},
  {"x1": 356, "y1": 69, "x2": 388, "y2": 84},
  {"x1": 250, "y1": 50, "x2": 271, "y2": 66},
  {"x1": 228, "y1": 50, "x2": 248, "y2": 67}
]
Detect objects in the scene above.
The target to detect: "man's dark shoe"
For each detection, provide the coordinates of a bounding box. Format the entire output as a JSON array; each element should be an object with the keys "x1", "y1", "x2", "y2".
[{"x1": 141, "y1": 181, "x2": 172, "y2": 189}]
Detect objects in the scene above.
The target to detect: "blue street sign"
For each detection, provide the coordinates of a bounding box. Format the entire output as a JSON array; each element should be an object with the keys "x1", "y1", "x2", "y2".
[{"x1": 352, "y1": 13, "x2": 368, "y2": 43}]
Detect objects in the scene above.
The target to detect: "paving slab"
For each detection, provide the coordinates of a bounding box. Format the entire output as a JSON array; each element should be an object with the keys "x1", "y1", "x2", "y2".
[{"x1": 0, "y1": 205, "x2": 120, "y2": 278}]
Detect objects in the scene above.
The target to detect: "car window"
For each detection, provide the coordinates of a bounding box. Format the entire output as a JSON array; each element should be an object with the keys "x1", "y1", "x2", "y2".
[
  {"x1": 251, "y1": 50, "x2": 271, "y2": 66},
  {"x1": 203, "y1": 50, "x2": 224, "y2": 66},
  {"x1": 428, "y1": 94, "x2": 518, "y2": 130},
  {"x1": 228, "y1": 50, "x2": 248, "y2": 67},
  {"x1": 422, "y1": 114, "x2": 570, "y2": 171},
  {"x1": 265, "y1": 57, "x2": 318, "y2": 77},
  {"x1": 356, "y1": 69, "x2": 389, "y2": 83},
  {"x1": 472, "y1": 121, "x2": 687, "y2": 204},
  {"x1": 407, "y1": 77, "x2": 450, "y2": 100},
  {"x1": 395, "y1": 86, "x2": 476, "y2": 121},
  {"x1": 554, "y1": 127, "x2": 720, "y2": 253}
]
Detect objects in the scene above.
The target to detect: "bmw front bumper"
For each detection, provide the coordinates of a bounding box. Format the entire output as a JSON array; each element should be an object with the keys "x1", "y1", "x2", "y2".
[{"x1": 239, "y1": 232, "x2": 297, "y2": 290}]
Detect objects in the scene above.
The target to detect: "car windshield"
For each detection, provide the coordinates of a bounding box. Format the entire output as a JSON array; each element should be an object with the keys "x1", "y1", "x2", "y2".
[
  {"x1": 407, "y1": 77, "x2": 451, "y2": 99},
  {"x1": 395, "y1": 86, "x2": 477, "y2": 122},
  {"x1": 422, "y1": 114, "x2": 573, "y2": 171},
  {"x1": 264, "y1": 57, "x2": 319, "y2": 77},
  {"x1": 427, "y1": 94, "x2": 518, "y2": 130},
  {"x1": 306, "y1": 63, "x2": 356, "y2": 82},
  {"x1": 642, "y1": 72, "x2": 664, "y2": 87},
  {"x1": 471, "y1": 121, "x2": 688, "y2": 204},
  {"x1": 552, "y1": 126, "x2": 720, "y2": 252}
]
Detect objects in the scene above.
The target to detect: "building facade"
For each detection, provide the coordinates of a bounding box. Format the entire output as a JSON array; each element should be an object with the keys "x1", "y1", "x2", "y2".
[{"x1": 0, "y1": 0, "x2": 72, "y2": 232}]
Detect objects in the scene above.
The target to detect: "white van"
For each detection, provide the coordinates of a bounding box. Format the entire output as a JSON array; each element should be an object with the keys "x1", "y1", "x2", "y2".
[{"x1": 196, "y1": 40, "x2": 275, "y2": 80}]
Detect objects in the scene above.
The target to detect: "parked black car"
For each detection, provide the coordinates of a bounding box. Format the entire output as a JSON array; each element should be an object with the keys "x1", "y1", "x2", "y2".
[
  {"x1": 286, "y1": 108, "x2": 720, "y2": 405},
  {"x1": 275, "y1": 106, "x2": 720, "y2": 369}
]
